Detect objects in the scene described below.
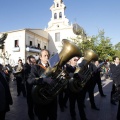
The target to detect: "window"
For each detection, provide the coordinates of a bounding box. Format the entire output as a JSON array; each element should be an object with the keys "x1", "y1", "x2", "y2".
[
  {"x1": 59, "y1": 12, "x2": 62, "y2": 18},
  {"x1": 44, "y1": 46, "x2": 46, "y2": 49},
  {"x1": 54, "y1": 13, "x2": 57, "y2": 19},
  {"x1": 30, "y1": 41, "x2": 32, "y2": 46},
  {"x1": 15, "y1": 40, "x2": 19, "y2": 47},
  {"x1": 57, "y1": 3, "x2": 59, "y2": 7},
  {"x1": 38, "y1": 43, "x2": 40, "y2": 49},
  {"x1": 55, "y1": 32, "x2": 60, "y2": 42}
]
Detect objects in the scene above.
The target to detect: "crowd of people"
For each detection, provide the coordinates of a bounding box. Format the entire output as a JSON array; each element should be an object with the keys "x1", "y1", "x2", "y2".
[{"x1": 0, "y1": 49, "x2": 120, "y2": 120}]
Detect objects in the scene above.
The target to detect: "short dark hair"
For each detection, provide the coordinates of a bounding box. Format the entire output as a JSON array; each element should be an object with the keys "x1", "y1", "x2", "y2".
[
  {"x1": 18, "y1": 59, "x2": 22, "y2": 62},
  {"x1": 113, "y1": 56, "x2": 119, "y2": 61},
  {"x1": 27, "y1": 55, "x2": 35, "y2": 60}
]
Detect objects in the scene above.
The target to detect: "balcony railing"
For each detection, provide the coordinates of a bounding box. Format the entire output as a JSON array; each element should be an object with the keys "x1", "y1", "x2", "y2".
[
  {"x1": 26, "y1": 46, "x2": 41, "y2": 53},
  {"x1": 12, "y1": 47, "x2": 20, "y2": 52}
]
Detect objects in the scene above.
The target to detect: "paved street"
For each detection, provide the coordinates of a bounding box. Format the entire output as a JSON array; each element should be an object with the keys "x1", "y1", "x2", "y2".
[{"x1": 6, "y1": 76, "x2": 118, "y2": 120}]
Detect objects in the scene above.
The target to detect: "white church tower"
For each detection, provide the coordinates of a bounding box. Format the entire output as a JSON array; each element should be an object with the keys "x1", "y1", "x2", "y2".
[{"x1": 45, "y1": 0, "x2": 76, "y2": 54}]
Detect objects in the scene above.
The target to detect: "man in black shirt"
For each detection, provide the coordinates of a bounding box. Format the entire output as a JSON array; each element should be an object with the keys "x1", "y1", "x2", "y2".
[
  {"x1": 110, "y1": 56, "x2": 120, "y2": 120},
  {"x1": 24, "y1": 55, "x2": 36, "y2": 120}
]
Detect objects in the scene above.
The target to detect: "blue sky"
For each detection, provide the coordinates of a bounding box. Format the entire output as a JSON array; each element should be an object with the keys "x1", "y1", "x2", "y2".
[{"x1": 0, "y1": 0, "x2": 120, "y2": 45}]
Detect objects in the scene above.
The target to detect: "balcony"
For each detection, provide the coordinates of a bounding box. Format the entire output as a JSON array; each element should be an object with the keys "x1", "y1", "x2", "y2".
[
  {"x1": 12, "y1": 47, "x2": 20, "y2": 52},
  {"x1": 26, "y1": 46, "x2": 41, "y2": 53}
]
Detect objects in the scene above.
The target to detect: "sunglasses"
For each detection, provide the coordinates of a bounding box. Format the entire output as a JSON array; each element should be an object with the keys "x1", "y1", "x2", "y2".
[{"x1": 74, "y1": 59, "x2": 78, "y2": 61}]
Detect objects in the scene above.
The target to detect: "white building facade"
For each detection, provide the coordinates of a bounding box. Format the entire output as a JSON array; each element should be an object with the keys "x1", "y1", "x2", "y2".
[
  {"x1": 0, "y1": 0, "x2": 81, "y2": 65},
  {"x1": 0, "y1": 29, "x2": 48, "y2": 65},
  {"x1": 45, "y1": 0, "x2": 76, "y2": 54}
]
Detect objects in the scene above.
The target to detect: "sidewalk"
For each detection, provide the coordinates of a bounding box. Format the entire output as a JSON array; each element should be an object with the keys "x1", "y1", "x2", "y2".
[{"x1": 6, "y1": 76, "x2": 118, "y2": 120}]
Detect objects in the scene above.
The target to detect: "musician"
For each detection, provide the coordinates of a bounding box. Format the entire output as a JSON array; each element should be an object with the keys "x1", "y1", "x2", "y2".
[
  {"x1": 24, "y1": 55, "x2": 36, "y2": 120},
  {"x1": 93, "y1": 60, "x2": 106, "y2": 97},
  {"x1": 82, "y1": 61, "x2": 100, "y2": 110},
  {"x1": 110, "y1": 56, "x2": 120, "y2": 120},
  {"x1": 27, "y1": 49, "x2": 57, "y2": 120},
  {"x1": 14, "y1": 59, "x2": 26, "y2": 97},
  {"x1": 67, "y1": 57, "x2": 88, "y2": 120},
  {"x1": 58, "y1": 62, "x2": 69, "y2": 112}
]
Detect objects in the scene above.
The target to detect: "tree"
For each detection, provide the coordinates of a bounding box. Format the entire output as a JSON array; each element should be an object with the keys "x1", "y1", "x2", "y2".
[
  {"x1": 72, "y1": 29, "x2": 115, "y2": 60},
  {"x1": 0, "y1": 33, "x2": 8, "y2": 49},
  {"x1": 114, "y1": 42, "x2": 120, "y2": 58},
  {"x1": 90, "y1": 30, "x2": 115, "y2": 60},
  {"x1": 114, "y1": 42, "x2": 120, "y2": 51},
  {"x1": 114, "y1": 50, "x2": 120, "y2": 58}
]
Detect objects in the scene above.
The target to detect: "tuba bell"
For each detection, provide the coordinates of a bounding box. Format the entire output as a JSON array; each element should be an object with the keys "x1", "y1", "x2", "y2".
[
  {"x1": 32, "y1": 39, "x2": 82, "y2": 104},
  {"x1": 69, "y1": 49, "x2": 98, "y2": 93}
]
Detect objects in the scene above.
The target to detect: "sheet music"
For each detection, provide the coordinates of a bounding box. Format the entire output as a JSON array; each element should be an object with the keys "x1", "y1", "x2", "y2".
[{"x1": 48, "y1": 53, "x2": 60, "y2": 68}]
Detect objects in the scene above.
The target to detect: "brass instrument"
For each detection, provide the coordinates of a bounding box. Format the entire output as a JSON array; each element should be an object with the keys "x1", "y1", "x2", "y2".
[
  {"x1": 69, "y1": 49, "x2": 98, "y2": 93},
  {"x1": 13, "y1": 62, "x2": 23, "y2": 75},
  {"x1": 32, "y1": 39, "x2": 82, "y2": 104}
]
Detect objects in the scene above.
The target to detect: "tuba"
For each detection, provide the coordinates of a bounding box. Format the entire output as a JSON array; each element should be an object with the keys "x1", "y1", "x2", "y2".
[
  {"x1": 32, "y1": 39, "x2": 82, "y2": 104},
  {"x1": 69, "y1": 49, "x2": 98, "y2": 93}
]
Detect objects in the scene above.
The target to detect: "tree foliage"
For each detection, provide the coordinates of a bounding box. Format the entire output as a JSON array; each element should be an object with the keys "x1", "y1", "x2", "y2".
[
  {"x1": 115, "y1": 42, "x2": 120, "y2": 51},
  {"x1": 72, "y1": 29, "x2": 116, "y2": 61},
  {"x1": 0, "y1": 33, "x2": 8, "y2": 49}
]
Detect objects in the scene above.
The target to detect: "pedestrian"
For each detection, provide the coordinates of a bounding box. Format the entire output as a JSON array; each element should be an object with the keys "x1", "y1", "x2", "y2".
[
  {"x1": 93, "y1": 60, "x2": 106, "y2": 97},
  {"x1": 14, "y1": 59, "x2": 26, "y2": 97},
  {"x1": 83, "y1": 62, "x2": 100, "y2": 111},
  {"x1": 110, "y1": 56, "x2": 120, "y2": 120},
  {"x1": 24, "y1": 55, "x2": 36, "y2": 120}
]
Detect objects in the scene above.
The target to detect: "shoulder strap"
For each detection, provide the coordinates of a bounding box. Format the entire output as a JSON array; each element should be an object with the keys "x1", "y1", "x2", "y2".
[{"x1": 38, "y1": 64, "x2": 47, "y2": 70}]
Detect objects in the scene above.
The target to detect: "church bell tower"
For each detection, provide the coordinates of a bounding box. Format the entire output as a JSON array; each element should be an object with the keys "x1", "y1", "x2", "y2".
[
  {"x1": 47, "y1": 0, "x2": 70, "y2": 29},
  {"x1": 46, "y1": 0, "x2": 75, "y2": 54}
]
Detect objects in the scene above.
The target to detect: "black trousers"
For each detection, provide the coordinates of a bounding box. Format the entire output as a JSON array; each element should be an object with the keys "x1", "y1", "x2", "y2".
[
  {"x1": 96, "y1": 78, "x2": 105, "y2": 96},
  {"x1": 34, "y1": 97, "x2": 57, "y2": 120},
  {"x1": 26, "y1": 82, "x2": 34, "y2": 119},
  {"x1": 117, "y1": 100, "x2": 120, "y2": 120},
  {"x1": 83, "y1": 78, "x2": 97, "y2": 108},
  {"x1": 0, "y1": 111, "x2": 6, "y2": 120},
  {"x1": 111, "y1": 83, "x2": 116, "y2": 101},
  {"x1": 16, "y1": 77, "x2": 26, "y2": 96},
  {"x1": 58, "y1": 88, "x2": 69, "y2": 109},
  {"x1": 69, "y1": 90, "x2": 87, "y2": 120}
]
